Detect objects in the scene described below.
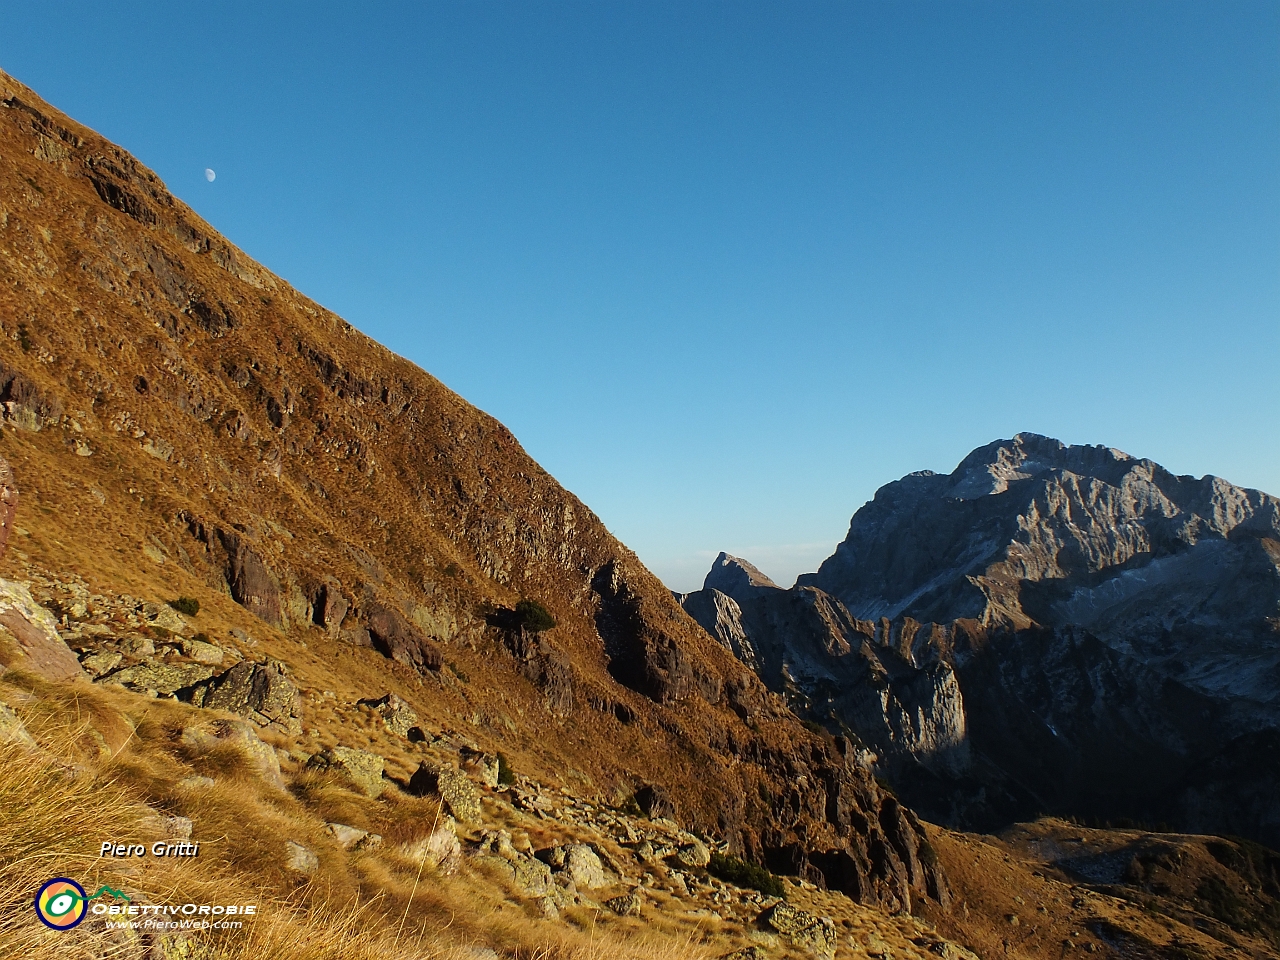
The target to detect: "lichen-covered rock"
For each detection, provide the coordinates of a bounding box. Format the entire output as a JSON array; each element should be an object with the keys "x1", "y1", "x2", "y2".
[
  {"x1": 188, "y1": 659, "x2": 301, "y2": 733},
  {"x1": 759, "y1": 902, "x2": 837, "y2": 960},
  {"x1": 461, "y1": 749, "x2": 500, "y2": 788},
  {"x1": 181, "y1": 637, "x2": 224, "y2": 665},
  {"x1": 285, "y1": 840, "x2": 318, "y2": 874},
  {"x1": 0, "y1": 579, "x2": 86, "y2": 682},
  {"x1": 105, "y1": 661, "x2": 213, "y2": 695},
  {"x1": 80, "y1": 650, "x2": 123, "y2": 677},
  {"x1": 307, "y1": 746, "x2": 385, "y2": 798},
  {"x1": 605, "y1": 891, "x2": 642, "y2": 916},
  {"x1": 410, "y1": 762, "x2": 482, "y2": 822},
  {"x1": 540, "y1": 843, "x2": 608, "y2": 889},
  {"x1": 358, "y1": 692, "x2": 420, "y2": 738},
  {"x1": 141, "y1": 601, "x2": 188, "y2": 633},
  {"x1": 676, "y1": 837, "x2": 711, "y2": 868}
]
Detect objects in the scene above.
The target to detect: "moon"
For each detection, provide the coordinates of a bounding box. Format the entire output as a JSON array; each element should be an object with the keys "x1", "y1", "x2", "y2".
[{"x1": 205, "y1": 168, "x2": 216, "y2": 182}]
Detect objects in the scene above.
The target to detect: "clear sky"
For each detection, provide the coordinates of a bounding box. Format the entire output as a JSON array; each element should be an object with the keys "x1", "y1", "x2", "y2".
[{"x1": 5, "y1": 2, "x2": 1278, "y2": 592}]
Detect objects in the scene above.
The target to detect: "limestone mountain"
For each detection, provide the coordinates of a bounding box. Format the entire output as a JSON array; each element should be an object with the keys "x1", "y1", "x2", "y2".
[
  {"x1": 682, "y1": 435, "x2": 1280, "y2": 848},
  {"x1": 0, "y1": 66, "x2": 951, "y2": 922}
]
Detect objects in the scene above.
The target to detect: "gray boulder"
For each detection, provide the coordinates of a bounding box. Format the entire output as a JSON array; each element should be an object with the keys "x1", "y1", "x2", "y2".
[
  {"x1": 285, "y1": 841, "x2": 318, "y2": 875},
  {"x1": 105, "y1": 661, "x2": 213, "y2": 695},
  {"x1": 540, "y1": 843, "x2": 609, "y2": 889},
  {"x1": 358, "y1": 692, "x2": 421, "y2": 739},
  {"x1": 760, "y1": 902, "x2": 837, "y2": 960},
  {"x1": 188, "y1": 659, "x2": 301, "y2": 733},
  {"x1": 410, "y1": 763, "x2": 482, "y2": 822},
  {"x1": 307, "y1": 746, "x2": 385, "y2": 798}
]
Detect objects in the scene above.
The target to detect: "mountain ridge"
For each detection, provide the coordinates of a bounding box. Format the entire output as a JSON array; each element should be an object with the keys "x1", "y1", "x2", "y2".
[{"x1": 682, "y1": 432, "x2": 1280, "y2": 847}]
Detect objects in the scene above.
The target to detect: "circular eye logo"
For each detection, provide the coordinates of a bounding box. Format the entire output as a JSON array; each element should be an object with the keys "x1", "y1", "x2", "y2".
[{"x1": 35, "y1": 878, "x2": 88, "y2": 930}]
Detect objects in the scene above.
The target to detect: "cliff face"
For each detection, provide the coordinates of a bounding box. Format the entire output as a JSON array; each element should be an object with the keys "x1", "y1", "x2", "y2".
[
  {"x1": 688, "y1": 436, "x2": 1280, "y2": 846},
  {"x1": 0, "y1": 70, "x2": 951, "y2": 910}
]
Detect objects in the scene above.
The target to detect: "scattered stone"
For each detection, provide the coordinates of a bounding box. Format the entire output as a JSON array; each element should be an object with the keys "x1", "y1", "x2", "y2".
[
  {"x1": 120, "y1": 636, "x2": 155, "y2": 657},
  {"x1": 182, "y1": 637, "x2": 224, "y2": 666},
  {"x1": 307, "y1": 746, "x2": 385, "y2": 798},
  {"x1": 410, "y1": 763, "x2": 482, "y2": 822},
  {"x1": 676, "y1": 837, "x2": 711, "y2": 868},
  {"x1": 285, "y1": 841, "x2": 318, "y2": 874},
  {"x1": 325, "y1": 822, "x2": 383, "y2": 851},
  {"x1": 105, "y1": 662, "x2": 213, "y2": 695},
  {"x1": 163, "y1": 815, "x2": 193, "y2": 840},
  {"x1": 141, "y1": 601, "x2": 188, "y2": 633},
  {"x1": 79, "y1": 650, "x2": 122, "y2": 677},
  {"x1": 719, "y1": 949, "x2": 767, "y2": 960},
  {"x1": 760, "y1": 902, "x2": 837, "y2": 960},
  {"x1": 178, "y1": 775, "x2": 216, "y2": 791},
  {"x1": 540, "y1": 843, "x2": 609, "y2": 889},
  {"x1": 188, "y1": 659, "x2": 302, "y2": 733},
  {"x1": 605, "y1": 891, "x2": 642, "y2": 917},
  {"x1": 358, "y1": 692, "x2": 421, "y2": 738}
]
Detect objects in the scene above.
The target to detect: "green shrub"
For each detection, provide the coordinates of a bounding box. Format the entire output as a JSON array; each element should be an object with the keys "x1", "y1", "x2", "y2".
[
  {"x1": 515, "y1": 599, "x2": 556, "y2": 633},
  {"x1": 168, "y1": 596, "x2": 200, "y2": 617},
  {"x1": 497, "y1": 752, "x2": 516, "y2": 786},
  {"x1": 708, "y1": 852, "x2": 785, "y2": 899}
]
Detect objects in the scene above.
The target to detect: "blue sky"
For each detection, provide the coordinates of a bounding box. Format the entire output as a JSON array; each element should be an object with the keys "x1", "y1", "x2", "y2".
[{"x1": 5, "y1": 2, "x2": 1277, "y2": 591}]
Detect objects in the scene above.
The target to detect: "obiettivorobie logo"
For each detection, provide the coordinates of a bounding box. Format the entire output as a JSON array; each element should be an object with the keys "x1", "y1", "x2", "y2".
[
  {"x1": 34, "y1": 877, "x2": 258, "y2": 932},
  {"x1": 34, "y1": 878, "x2": 130, "y2": 930}
]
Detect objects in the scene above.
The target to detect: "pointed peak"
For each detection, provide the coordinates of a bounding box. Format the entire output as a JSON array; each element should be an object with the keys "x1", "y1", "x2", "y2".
[{"x1": 703, "y1": 552, "x2": 780, "y2": 602}]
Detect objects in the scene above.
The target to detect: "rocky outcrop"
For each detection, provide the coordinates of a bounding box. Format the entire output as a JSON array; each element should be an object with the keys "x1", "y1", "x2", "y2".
[
  {"x1": 0, "y1": 578, "x2": 87, "y2": 682},
  {"x1": 187, "y1": 659, "x2": 302, "y2": 734},
  {"x1": 701, "y1": 435, "x2": 1280, "y2": 846},
  {"x1": 410, "y1": 762, "x2": 483, "y2": 822},
  {"x1": 680, "y1": 557, "x2": 969, "y2": 777}
]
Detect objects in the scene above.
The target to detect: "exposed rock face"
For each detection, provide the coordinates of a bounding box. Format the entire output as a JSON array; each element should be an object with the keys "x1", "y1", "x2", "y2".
[
  {"x1": 0, "y1": 578, "x2": 86, "y2": 682},
  {"x1": 698, "y1": 435, "x2": 1280, "y2": 846},
  {"x1": 680, "y1": 557, "x2": 969, "y2": 777},
  {"x1": 805, "y1": 434, "x2": 1280, "y2": 641}
]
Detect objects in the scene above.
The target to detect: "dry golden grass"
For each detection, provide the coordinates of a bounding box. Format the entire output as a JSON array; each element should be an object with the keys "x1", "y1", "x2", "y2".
[{"x1": 0, "y1": 672, "x2": 719, "y2": 960}]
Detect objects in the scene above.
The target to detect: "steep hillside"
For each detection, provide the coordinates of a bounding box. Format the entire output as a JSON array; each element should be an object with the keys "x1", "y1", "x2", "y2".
[
  {"x1": 0, "y1": 67, "x2": 971, "y2": 960},
  {"x1": 681, "y1": 436, "x2": 1280, "y2": 848}
]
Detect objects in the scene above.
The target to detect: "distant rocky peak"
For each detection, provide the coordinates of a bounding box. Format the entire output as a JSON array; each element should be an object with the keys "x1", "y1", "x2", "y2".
[
  {"x1": 702, "y1": 552, "x2": 780, "y2": 604},
  {"x1": 947, "y1": 433, "x2": 1133, "y2": 500}
]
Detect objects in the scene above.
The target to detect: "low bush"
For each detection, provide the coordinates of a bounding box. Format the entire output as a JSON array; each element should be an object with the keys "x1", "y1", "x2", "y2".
[
  {"x1": 708, "y1": 851, "x2": 785, "y2": 899},
  {"x1": 168, "y1": 596, "x2": 200, "y2": 616},
  {"x1": 514, "y1": 598, "x2": 556, "y2": 633}
]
